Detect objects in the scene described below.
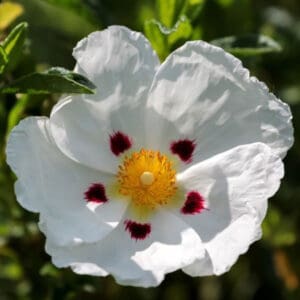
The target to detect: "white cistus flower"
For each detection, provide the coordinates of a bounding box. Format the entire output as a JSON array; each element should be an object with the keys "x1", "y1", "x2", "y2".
[{"x1": 6, "y1": 26, "x2": 293, "y2": 287}]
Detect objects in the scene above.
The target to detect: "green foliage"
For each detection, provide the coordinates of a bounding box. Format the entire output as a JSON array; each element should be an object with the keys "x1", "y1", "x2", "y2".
[
  {"x1": 0, "y1": 46, "x2": 8, "y2": 74},
  {"x1": 0, "y1": 0, "x2": 300, "y2": 299},
  {"x1": 156, "y1": 0, "x2": 186, "y2": 27},
  {"x1": 0, "y1": 67, "x2": 96, "y2": 95},
  {"x1": 263, "y1": 206, "x2": 297, "y2": 247},
  {"x1": 168, "y1": 16, "x2": 193, "y2": 47},
  {"x1": 1, "y1": 22, "x2": 28, "y2": 73},
  {"x1": 144, "y1": 19, "x2": 168, "y2": 60},
  {"x1": 6, "y1": 94, "x2": 28, "y2": 135},
  {"x1": 44, "y1": 0, "x2": 94, "y2": 17},
  {"x1": 146, "y1": 0, "x2": 204, "y2": 60},
  {"x1": 211, "y1": 34, "x2": 282, "y2": 56},
  {"x1": 144, "y1": 16, "x2": 194, "y2": 60},
  {"x1": 182, "y1": 0, "x2": 205, "y2": 21}
]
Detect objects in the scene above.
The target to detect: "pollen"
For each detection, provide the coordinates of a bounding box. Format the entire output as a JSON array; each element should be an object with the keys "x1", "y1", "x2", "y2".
[{"x1": 117, "y1": 149, "x2": 177, "y2": 210}]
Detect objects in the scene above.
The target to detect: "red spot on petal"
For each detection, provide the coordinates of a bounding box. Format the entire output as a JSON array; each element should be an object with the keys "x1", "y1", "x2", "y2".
[
  {"x1": 110, "y1": 131, "x2": 132, "y2": 156},
  {"x1": 170, "y1": 139, "x2": 196, "y2": 163},
  {"x1": 181, "y1": 191, "x2": 205, "y2": 215},
  {"x1": 84, "y1": 183, "x2": 108, "y2": 203},
  {"x1": 124, "y1": 220, "x2": 151, "y2": 240}
]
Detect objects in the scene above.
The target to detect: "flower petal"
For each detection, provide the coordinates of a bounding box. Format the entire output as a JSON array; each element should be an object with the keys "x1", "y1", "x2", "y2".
[
  {"x1": 6, "y1": 117, "x2": 127, "y2": 246},
  {"x1": 146, "y1": 40, "x2": 293, "y2": 165},
  {"x1": 50, "y1": 26, "x2": 160, "y2": 172},
  {"x1": 183, "y1": 251, "x2": 213, "y2": 276},
  {"x1": 176, "y1": 143, "x2": 283, "y2": 275},
  {"x1": 45, "y1": 210, "x2": 205, "y2": 287}
]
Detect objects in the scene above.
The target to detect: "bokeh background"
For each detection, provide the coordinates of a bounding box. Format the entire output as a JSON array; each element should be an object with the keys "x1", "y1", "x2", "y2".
[{"x1": 0, "y1": 0, "x2": 299, "y2": 299}]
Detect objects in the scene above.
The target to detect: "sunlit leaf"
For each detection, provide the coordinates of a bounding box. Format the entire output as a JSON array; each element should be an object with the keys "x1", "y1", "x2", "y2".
[
  {"x1": 1, "y1": 22, "x2": 28, "y2": 72},
  {"x1": 156, "y1": 0, "x2": 186, "y2": 27},
  {"x1": 0, "y1": 2, "x2": 24, "y2": 31},
  {"x1": 6, "y1": 94, "x2": 28, "y2": 135},
  {"x1": 168, "y1": 16, "x2": 192, "y2": 47},
  {"x1": 0, "y1": 67, "x2": 96, "y2": 94},
  {"x1": 144, "y1": 19, "x2": 168, "y2": 61},
  {"x1": 145, "y1": 16, "x2": 193, "y2": 59},
  {"x1": 183, "y1": 0, "x2": 205, "y2": 20},
  {"x1": 211, "y1": 34, "x2": 282, "y2": 56},
  {"x1": 0, "y1": 46, "x2": 8, "y2": 74}
]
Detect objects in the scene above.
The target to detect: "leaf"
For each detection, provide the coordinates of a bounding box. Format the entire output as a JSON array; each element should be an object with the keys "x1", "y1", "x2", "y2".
[
  {"x1": 1, "y1": 22, "x2": 28, "y2": 72},
  {"x1": 40, "y1": 262, "x2": 60, "y2": 278},
  {"x1": 0, "y1": 67, "x2": 96, "y2": 94},
  {"x1": 6, "y1": 94, "x2": 28, "y2": 135},
  {"x1": 210, "y1": 34, "x2": 282, "y2": 56},
  {"x1": 43, "y1": 0, "x2": 96, "y2": 24},
  {"x1": 156, "y1": 0, "x2": 186, "y2": 27},
  {"x1": 262, "y1": 207, "x2": 297, "y2": 247},
  {"x1": 217, "y1": 0, "x2": 234, "y2": 7},
  {"x1": 145, "y1": 16, "x2": 193, "y2": 60},
  {"x1": 183, "y1": 0, "x2": 205, "y2": 21},
  {"x1": 0, "y1": 2, "x2": 24, "y2": 31},
  {"x1": 0, "y1": 46, "x2": 8, "y2": 74},
  {"x1": 168, "y1": 16, "x2": 192, "y2": 47},
  {"x1": 144, "y1": 20, "x2": 168, "y2": 61}
]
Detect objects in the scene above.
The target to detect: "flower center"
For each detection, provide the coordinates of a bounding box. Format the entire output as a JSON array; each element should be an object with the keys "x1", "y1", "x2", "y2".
[
  {"x1": 117, "y1": 149, "x2": 177, "y2": 209},
  {"x1": 140, "y1": 171, "x2": 154, "y2": 186}
]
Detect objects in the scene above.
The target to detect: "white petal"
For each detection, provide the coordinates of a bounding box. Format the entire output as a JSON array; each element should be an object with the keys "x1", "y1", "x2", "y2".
[
  {"x1": 6, "y1": 117, "x2": 127, "y2": 246},
  {"x1": 50, "y1": 26, "x2": 160, "y2": 172},
  {"x1": 183, "y1": 251, "x2": 213, "y2": 277},
  {"x1": 177, "y1": 143, "x2": 283, "y2": 275},
  {"x1": 46, "y1": 210, "x2": 205, "y2": 287},
  {"x1": 146, "y1": 41, "x2": 293, "y2": 163}
]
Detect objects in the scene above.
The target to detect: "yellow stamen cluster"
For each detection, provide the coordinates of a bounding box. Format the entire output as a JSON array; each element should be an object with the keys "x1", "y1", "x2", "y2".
[{"x1": 117, "y1": 149, "x2": 177, "y2": 209}]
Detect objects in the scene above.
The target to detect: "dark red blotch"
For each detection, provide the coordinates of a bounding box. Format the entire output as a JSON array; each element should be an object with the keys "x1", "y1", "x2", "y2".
[
  {"x1": 181, "y1": 191, "x2": 205, "y2": 215},
  {"x1": 110, "y1": 131, "x2": 132, "y2": 156},
  {"x1": 124, "y1": 220, "x2": 151, "y2": 240},
  {"x1": 170, "y1": 139, "x2": 196, "y2": 163},
  {"x1": 84, "y1": 183, "x2": 108, "y2": 203}
]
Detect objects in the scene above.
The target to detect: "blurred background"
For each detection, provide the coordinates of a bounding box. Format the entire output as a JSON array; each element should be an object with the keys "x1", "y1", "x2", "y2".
[{"x1": 0, "y1": 0, "x2": 299, "y2": 299}]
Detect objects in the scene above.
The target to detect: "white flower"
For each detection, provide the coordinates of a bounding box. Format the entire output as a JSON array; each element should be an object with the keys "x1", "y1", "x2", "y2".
[{"x1": 6, "y1": 26, "x2": 293, "y2": 287}]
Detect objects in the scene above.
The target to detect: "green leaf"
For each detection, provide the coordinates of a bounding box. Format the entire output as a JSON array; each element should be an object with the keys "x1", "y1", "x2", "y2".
[
  {"x1": 0, "y1": 67, "x2": 96, "y2": 94},
  {"x1": 262, "y1": 207, "x2": 297, "y2": 247},
  {"x1": 183, "y1": 0, "x2": 205, "y2": 21},
  {"x1": 210, "y1": 34, "x2": 282, "y2": 56},
  {"x1": 1, "y1": 22, "x2": 28, "y2": 72},
  {"x1": 168, "y1": 16, "x2": 192, "y2": 47},
  {"x1": 6, "y1": 94, "x2": 28, "y2": 135},
  {"x1": 0, "y1": 46, "x2": 8, "y2": 74},
  {"x1": 43, "y1": 0, "x2": 96, "y2": 24},
  {"x1": 145, "y1": 16, "x2": 193, "y2": 60},
  {"x1": 144, "y1": 19, "x2": 168, "y2": 61},
  {"x1": 40, "y1": 262, "x2": 60, "y2": 278},
  {"x1": 217, "y1": 0, "x2": 234, "y2": 7},
  {"x1": 156, "y1": 0, "x2": 186, "y2": 27}
]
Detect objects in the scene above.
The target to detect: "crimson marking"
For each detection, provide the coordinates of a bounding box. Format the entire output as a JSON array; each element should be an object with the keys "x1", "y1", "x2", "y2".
[
  {"x1": 124, "y1": 220, "x2": 151, "y2": 240},
  {"x1": 170, "y1": 139, "x2": 196, "y2": 163},
  {"x1": 84, "y1": 183, "x2": 108, "y2": 203},
  {"x1": 110, "y1": 131, "x2": 132, "y2": 156},
  {"x1": 181, "y1": 191, "x2": 205, "y2": 215}
]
